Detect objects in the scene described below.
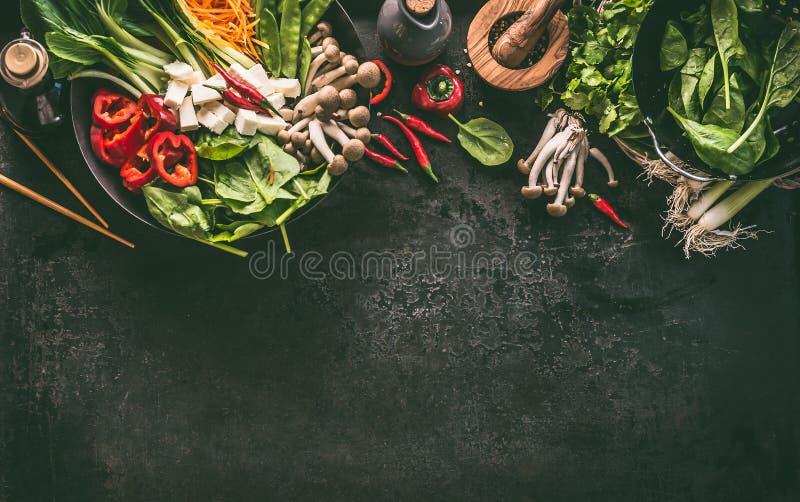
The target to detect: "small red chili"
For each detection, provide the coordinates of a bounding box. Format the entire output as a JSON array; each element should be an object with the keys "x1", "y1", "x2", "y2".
[
  {"x1": 589, "y1": 194, "x2": 629, "y2": 229},
  {"x1": 120, "y1": 143, "x2": 157, "y2": 193},
  {"x1": 369, "y1": 60, "x2": 393, "y2": 105},
  {"x1": 411, "y1": 64, "x2": 464, "y2": 118},
  {"x1": 92, "y1": 90, "x2": 138, "y2": 129},
  {"x1": 364, "y1": 147, "x2": 408, "y2": 173},
  {"x1": 149, "y1": 131, "x2": 198, "y2": 188},
  {"x1": 139, "y1": 94, "x2": 178, "y2": 141},
  {"x1": 210, "y1": 62, "x2": 275, "y2": 115},
  {"x1": 382, "y1": 115, "x2": 438, "y2": 183},
  {"x1": 221, "y1": 88, "x2": 273, "y2": 114},
  {"x1": 393, "y1": 109, "x2": 452, "y2": 143},
  {"x1": 371, "y1": 133, "x2": 409, "y2": 161},
  {"x1": 90, "y1": 125, "x2": 128, "y2": 168}
]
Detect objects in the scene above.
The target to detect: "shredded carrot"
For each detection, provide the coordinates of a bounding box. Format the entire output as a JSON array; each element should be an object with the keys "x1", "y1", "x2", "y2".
[{"x1": 177, "y1": 0, "x2": 262, "y2": 61}]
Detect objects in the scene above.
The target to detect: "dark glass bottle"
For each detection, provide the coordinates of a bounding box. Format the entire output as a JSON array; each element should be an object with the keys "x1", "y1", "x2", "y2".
[{"x1": 0, "y1": 30, "x2": 64, "y2": 136}]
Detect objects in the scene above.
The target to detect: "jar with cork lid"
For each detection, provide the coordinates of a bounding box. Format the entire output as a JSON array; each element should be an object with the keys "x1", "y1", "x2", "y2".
[
  {"x1": 0, "y1": 30, "x2": 64, "y2": 135},
  {"x1": 377, "y1": 0, "x2": 453, "y2": 66}
]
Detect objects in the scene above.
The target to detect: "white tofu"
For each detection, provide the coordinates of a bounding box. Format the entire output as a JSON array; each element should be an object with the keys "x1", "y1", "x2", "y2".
[
  {"x1": 246, "y1": 64, "x2": 272, "y2": 90},
  {"x1": 164, "y1": 80, "x2": 189, "y2": 109},
  {"x1": 203, "y1": 101, "x2": 236, "y2": 125},
  {"x1": 204, "y1": 73, "x2": 226, "y2": 88},
  {"x1": 228, "y1": 63, "x2": 250, "y2": 83},
  {"x1": 270, "y1": 78, "x2": 301, "y2": 98},
  {"x1": 234, "y1": 109, "x2": 259, "y2": 136},
  {"x1": 265, "y1": 92, "x2": 285, "y2": 110},
  {"x1": 163, "y1": 61, "x2": 194, "y2": 81},
  {"x1": 191, "y1": 84, "x2": 222, "y2": 106},
  {"x1": 179, "y1": 96, "x2": 199, "y2": 132},
  {"x1": 255, "y1": 114, "x2": 287, "y2": 136},
  {"x1": 197, "y1": 107, "x2": 228, "y2": 135},
  {"x1": 180, "y1": 71, "x2": 205, "y2": 86}
]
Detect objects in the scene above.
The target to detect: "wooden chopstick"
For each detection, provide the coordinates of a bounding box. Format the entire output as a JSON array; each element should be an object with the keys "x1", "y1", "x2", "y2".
[
  {"x1": 14, "y1": 129, "x2": 110, "y2": 229},
  {"x1": 0, "y1": 172, "x2": 134, "y2": 249}
]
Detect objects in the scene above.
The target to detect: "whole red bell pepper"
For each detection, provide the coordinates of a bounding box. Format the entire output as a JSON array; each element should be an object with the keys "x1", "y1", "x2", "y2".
[
  {"x1": 120, "y1": 143, "x2": 157, "y2": 192},
  {"x1": 139, "y1": 94, "x2": 178, "y2": 141},
  {"x1": 90, "y1": 125, "x2": 128, "y2": 168},
  {"x1": 149, "y1": 132, "x2": 198, "y2": 187},
  {"x1": 411, "y1": 64, "x2": 464, "y2": 118},
  {"x1": 92, "y1": 90, "x2": 138, "y2": 129}
]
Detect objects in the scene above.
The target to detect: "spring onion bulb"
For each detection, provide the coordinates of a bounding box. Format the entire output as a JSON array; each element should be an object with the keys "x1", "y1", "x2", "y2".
[
  {"x1": 687, "y1": 180, "x2": 734, "y2": 221},
  {"x1": 695, "y1": 179, "x2": 775, "y2": 232}
]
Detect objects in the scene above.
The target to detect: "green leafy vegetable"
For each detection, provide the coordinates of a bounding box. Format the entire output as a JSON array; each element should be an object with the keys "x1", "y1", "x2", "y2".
[
  {"x1": 195, "y1": 128, "x2": 258, "y2": 161},
  {"x1": 448, "y1": 115, "x2": 514, "y2": 166},
  {"x1": 661, "y1": 20, "x2": 689, "y2": 71},
  {"x1": 711, "y1": 0, "x2": 745, "y2": 109},
  {"x1": 703, "y1": 74, "x2": 746, "y2": 132}
]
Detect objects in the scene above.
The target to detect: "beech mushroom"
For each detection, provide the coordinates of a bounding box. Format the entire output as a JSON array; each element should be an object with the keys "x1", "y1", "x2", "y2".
[
  {"x1": 291, "y1": 131, "x2": 308, "y2": 150},
  {"x1": 348, "y1": 106, "x2": 370, "y2": 128},
  {"x1": 315, "y1": 104, "x2": 333, "y2": 122},
  {"x1": 276, "y1": 129, "x2": 291, "y2": 146},
  {"x1": 287, "y1": 117, "x2": 313, "y2": 134},
  {"x1": 312, "y1": 55, "x2": 359, "y2": 89},
  {"x1": 278, "y1": 108, "x2": 294, "y2": 122},
  {"x1": 570, "y1": 137, "x2": 590, "y2": 198},
  {"x1": 305, "y1": 44, "x2": 341, "y2": 95},
  {"x1": 518, "y1": 109, "x2": 568, "y2": 175},
  {"x1": 310, "y1": 147, "x2": 325, "y2": 165},
  {"x1": 338, "y1": 89, "x2": 357, "y2": 110},
  {"x1": 321, "y1": 36, "x2": 338, "y2": 50},
  {"x1": 520, "y1": 128, "x2": 577, "y2": 200},
  {"x1": 590, "y1": 148, "x2": 618, "y2": 187},
  {"x1": 547, "y1": 149, "x2": 580, "y2": 218},
  {"x1": 331, "y1": 61, "x2": 382, "y2": 91},
  {"x1": 321, "y1": 120, "x2": 365, "y2": 162},
  {"x1": 317, "y1": 85, "x2": 340, "y2": 112},
  {"x1": 309, "y1": 119, "x2": 348, "y2": 176},
  {"x1": 308, "y1": 21, "x2": 333, "y2": 46},
  {"x1": 284, "y1": 142, "x2": 297, "y2": 155}
]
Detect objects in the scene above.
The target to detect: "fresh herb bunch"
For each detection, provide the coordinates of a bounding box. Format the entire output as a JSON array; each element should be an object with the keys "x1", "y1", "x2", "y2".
[{"x1": 534, "y1": 0, "x2": 653, "y2": 137}]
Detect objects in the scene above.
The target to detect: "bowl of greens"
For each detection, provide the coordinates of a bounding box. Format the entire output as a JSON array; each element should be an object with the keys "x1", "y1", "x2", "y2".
[{"x1": 632, "y1": 0, "x2": 800, "y2": 182}]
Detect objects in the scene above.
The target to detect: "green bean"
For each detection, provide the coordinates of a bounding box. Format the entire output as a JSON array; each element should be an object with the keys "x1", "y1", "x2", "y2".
[
  {"x1": 297, "y1": 38, "x2": 313, "y2": 97},
  {"x1": 258, "y1": 8, "x2": 282, "y2": 75},
  {"x1": 279, "y1": 0, "x2": 302, "y2": 78},
  {"x1": 301, "y1": 0, "x2": 334, "y2": 36}
]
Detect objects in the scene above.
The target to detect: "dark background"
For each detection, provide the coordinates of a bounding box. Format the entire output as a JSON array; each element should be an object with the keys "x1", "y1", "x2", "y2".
[{"x1": 1, "y1": 1, "x2": 799, "y2": 500}]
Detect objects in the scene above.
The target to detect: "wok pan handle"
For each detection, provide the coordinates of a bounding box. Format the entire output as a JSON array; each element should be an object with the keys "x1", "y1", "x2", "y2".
[{"x1": 643, "y1": 117, "x2": 732, "y2": 183}]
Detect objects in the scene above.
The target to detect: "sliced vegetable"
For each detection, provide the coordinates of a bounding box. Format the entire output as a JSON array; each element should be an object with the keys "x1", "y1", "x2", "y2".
[
  {"x1": 150, "y1": 132, "x2": 198, "y2": 187},
  {"x1": 92, "y1": 89, "x2": 137, "y2": 129}
]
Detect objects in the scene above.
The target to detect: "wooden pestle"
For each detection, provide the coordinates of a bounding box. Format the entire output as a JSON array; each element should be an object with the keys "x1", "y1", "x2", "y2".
[{"x1": 491, "y1": 0, "x2": 565, "y2": 68}]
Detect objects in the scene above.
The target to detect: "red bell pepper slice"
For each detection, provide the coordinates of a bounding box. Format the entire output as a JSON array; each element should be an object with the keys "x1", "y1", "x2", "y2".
[
  {"x1": 104, "y1": 111, "x2": 146, "y2": 161},
  {"x1": 92, "y1": 90, "x2": 138, "y2": 129},
  {"x1": 120, "y1": 143, "x2": 157, "y2": 193},
  {"x1": 90, "y1": 125, "x2": 128, "y2": 168},
  {"x1": 139, "y1": 94, "x2": 178, "y2": 141},
  {"x1": 150, "y1": 132, "x2": 198, "y2": 188}
]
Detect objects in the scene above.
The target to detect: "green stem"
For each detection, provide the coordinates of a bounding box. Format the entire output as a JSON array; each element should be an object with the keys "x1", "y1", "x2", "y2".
[
  {"x1": 279, "y1": 224, "x2": 292, "y2": 254},
  {"x1": 275, "y1": 196, "x2": 306, "y2": 226},
  {"x1": 68, "y1": 70, "x2": 142, "y2": 98},
  {"x1": 722, "y1": 61, "x2": 731, "y2": 110},
  {"x1": 201, "y1": 199, "x2": 223, "y2": 206},
  {"x1": 198, "y1": 239, "x2": 249, "y2": 258},
  {"x1": 728, "y1": 100, "x2": 769, "y2": 153}
]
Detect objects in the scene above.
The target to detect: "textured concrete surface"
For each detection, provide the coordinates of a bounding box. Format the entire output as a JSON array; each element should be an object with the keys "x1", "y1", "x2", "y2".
[{"x1": 1, "y1": 1, "x2": 799, "y2": 501}]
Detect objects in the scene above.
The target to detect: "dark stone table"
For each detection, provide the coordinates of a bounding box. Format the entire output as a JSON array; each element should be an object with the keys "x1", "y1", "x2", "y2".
[{"x1": 1, "y1": 1, "x2": 798, "y2": 500}]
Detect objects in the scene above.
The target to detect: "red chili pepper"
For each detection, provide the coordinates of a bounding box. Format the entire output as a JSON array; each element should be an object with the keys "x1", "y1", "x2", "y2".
[
  {"x1": 369, "y1": 60, "x2": 393, "y2": 105},
  {"x1": 589, "y1": 194, "x2": 629, "y2": 229},
  {"x1": 92, "y1": 90, "x2": 138, "y2": 129},
  {"x1": 139, "y1": 94, "x2": 178, "y2": 141},
  {"x1": 210, "y1": 62, "x2": 275, "y2": 115},
  {"x1": 149, "y1": 132, "x2": 198, "y2": 187},
  {"x1": 104, "y1": 111, "x2": 146, "y2": 160},
  {"x1": 364, "y1": 147, "x2": 408, "y2": 173},
  {"x1": 393, "y1": 109, "x2": 452, "y2": 143},
  {"x1": 119, "y1": 142, "x2": 157, "y2": 193},
  {"x1": 221, "y1": 88, "x2": 272, "y2": 114},
  {"x1": 90, "y1": 125, "x2": 128, "y2": 168},
  {"x1": 411, "y1": 64, "x2": 464, "y2": 118},
  {"x1": 371, "y1": 133, "x2": 409, "y2": 161},
  {"x1": 382, "y1": 115, "x2": 438, "y2": 183}
]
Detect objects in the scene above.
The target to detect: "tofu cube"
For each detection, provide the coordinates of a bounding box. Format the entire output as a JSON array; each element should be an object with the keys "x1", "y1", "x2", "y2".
[
  {"x1": 255, "y1": 114, "x2": 287, "y2": 136},
  {"x1": 265, "y1": 92, "x2": 285, "y2": 110},
  {"x1": 203, "y1": 101, "x2": 236, "y2": 125},
  {"x1": 204, "y1": 73, "x2": 226, "y2": 88},
  {"x1": 228, "y1": 63, "x2": 250, "y2": 83},
  {"x1": 197, "y1": 107, "x2": 228, "y2": 135},
  {"x1": 164, "y1": 80, "x2": 189, "y2": 109},
  {"x1": 246, "y1": 64, "x2": 272, "y2": 91},
  {"x1": 234, "y1": 109, "x2": 259, "y2": 136},
  {"x1": 179, "y1": 96, "x2": 199, "y2": 132},
  {"x1": 270, "y1": 78, "x2": 301, "y2": 98},
  {"x1": 180, "y1": 71, "x2": 205, "y2": 86},
  {"x1": 163, "y1": 61, "x2": 194, "y2": 81},
  {"x1": 191, "y1": 84, "x2": 222, "y2": 106}
]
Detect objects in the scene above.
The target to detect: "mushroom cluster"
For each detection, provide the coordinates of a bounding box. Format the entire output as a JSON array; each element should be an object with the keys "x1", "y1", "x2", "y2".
[
  {"x1": 518, "y1": 109, "x2": 617, "y2": 217},
  {"x1": 276, "y1": 22, "x2": 382, "y2": 176}
]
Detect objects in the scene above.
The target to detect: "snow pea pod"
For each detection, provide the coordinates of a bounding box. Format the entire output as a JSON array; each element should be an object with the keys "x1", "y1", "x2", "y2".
[
  {"x1": 280, "y1": 0, "x2": 302, "y2": 78},
  {"x1": 297, "y1": 38, "x2": 313, "y2": 98},
  {"x1": 301, "y1": 0, "x2": 334, "y2": 36},
  {"x1": 258, "y1": 8, "x2": 281, "y2": 75}
]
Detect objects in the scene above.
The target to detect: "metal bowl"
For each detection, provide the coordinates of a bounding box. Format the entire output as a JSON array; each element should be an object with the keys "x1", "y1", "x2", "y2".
[
  {"x1": 71, "y1": 1, "x2": 365, "y2": 237},
  {"x1": 632, "y1": 0, "x2": 800, "y2": 182}
]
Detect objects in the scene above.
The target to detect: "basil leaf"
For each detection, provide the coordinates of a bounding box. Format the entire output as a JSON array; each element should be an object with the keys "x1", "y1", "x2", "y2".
[{"x1": 448, "y1": 115, "x2": 514, "y2": 166}]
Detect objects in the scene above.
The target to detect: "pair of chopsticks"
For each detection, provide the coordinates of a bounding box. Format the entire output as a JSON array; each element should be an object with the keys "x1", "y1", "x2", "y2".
[{"x1": 3, "y1": 129, "x2": 134, "y2": 249}]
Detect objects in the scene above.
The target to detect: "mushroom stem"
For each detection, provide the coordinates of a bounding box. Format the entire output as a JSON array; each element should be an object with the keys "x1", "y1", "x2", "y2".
[
  {"x1": 287, "y1": 117, "x2": 313, "y2": 135},
  {"x1": 320, "y1": 120, "x2": 350, "y2": 145},
  {"x1": 521, "y1": 129, "x2": 573, "y2": 199},
  {"x1": 313, "y1": 56, "x2": 358, "y2": 89},
  {"x1": 305, "y1": 46, "x2": 342, "y2": 96},
  {"x1": 554, "y1": 149, "x2": 579, "y2": 206},
  {"x1": 311, "y1": 46, "x2": 324, "y2": 57},
  {"x1": 338, "y1": 122, "x2": 357, "y2": 137},
  {"x1": 570, "y1": 137, "x2": 589, "y2": 198},
  {"x1": 308, "y1": 22, "x2": 333, "y2": 46},
  {"x1": 519, "y1": 112, "x2": 562, "y2": 175},
  {"x1": 308, "y1": 120, "x2": 335, "y2": 163},
  {"x1": 590, "y1": 148, "x2": 618, "y2": 187}
]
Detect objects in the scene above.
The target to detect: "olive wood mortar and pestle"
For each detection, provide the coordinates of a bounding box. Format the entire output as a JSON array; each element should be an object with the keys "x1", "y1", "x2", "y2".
[{"x1": 467, "y1": 0, "x2": 569, "y2": 92}]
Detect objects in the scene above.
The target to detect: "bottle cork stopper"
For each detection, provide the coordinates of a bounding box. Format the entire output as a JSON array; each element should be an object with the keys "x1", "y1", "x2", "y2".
[
  {"x1": 405, "y1": 0, "x2": 436, "y2": 16},
  {"x1": 4, "y1": 43, "x2": 38, "y2": 77}
]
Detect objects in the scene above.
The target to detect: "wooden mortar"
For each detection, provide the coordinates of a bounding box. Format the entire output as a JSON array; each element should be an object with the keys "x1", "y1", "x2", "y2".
[
  {"x1": 467, "y1": 0, "x2": 570, "y2": 92},
  {"x1": 492, "y1": 0, "x2": 565, "y2": 68}
]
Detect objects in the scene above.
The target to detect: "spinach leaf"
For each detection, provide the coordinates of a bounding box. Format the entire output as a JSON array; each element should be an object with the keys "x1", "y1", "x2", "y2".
[
  {"x1": 196, "y1": 128, "x2": 258, "y2": 161},
  {"x1": 448, "y1": 115, "x2": 514, "y2": 166},
  {"x1": 668, "y1": 107, "x2": 759, "y2": 175},
  {"x1": 143, "y1": 185, "x2": 212, "y2": 241},
  {"x1": 734, "y1": 0, "x2": 763, "y2": 13},
  {"x1": 698, "y1": 52, "x2": 717, "y2": 107},
  {"x1": 661, "y1": 20, "x2": 689, "y2": 71},
  {"x1": 711, "y1": 0, "x2": 746, "y2": 110},
  {"x1": 210, "y1": 222, "x2": 265, "y2": 243},
  {"x1": 703, "y1": 74, "x2": 746, "y2": 132}
]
